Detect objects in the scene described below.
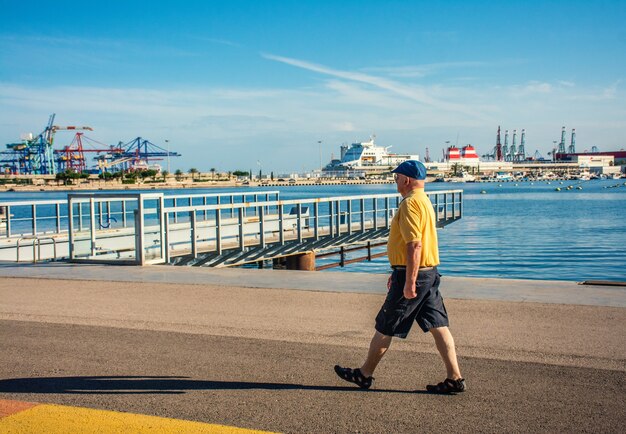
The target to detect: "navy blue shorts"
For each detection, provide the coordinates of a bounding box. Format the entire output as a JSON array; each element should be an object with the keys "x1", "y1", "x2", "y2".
[{"x1": 375, "y1": 267, "x2": 449, "y2": 338}]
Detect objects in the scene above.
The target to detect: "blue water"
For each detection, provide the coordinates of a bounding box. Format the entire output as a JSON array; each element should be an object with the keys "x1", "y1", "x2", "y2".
[
  {"x1": 275, "y1": 180, "x2": 626, "y2": 282},
  {"x1": 1, "y1": 179, "x2": 625, "y2": 281}
]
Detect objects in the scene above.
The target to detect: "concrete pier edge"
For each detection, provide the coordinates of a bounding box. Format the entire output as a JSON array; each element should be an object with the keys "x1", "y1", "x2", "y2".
[{"x1": 0, "y1": 261, "x2": 624, "y2": 308}]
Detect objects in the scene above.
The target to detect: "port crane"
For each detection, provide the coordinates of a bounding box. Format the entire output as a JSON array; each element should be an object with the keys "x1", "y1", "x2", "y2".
[
  {"x1": 55, "y1": 132, "x2": 124, "y2": 173},
  {"x1": 2, "y1": 115, "x2": 183, "y2": 174},
  {"x1": 115, "y1": 137, "x2": 181, "y2": 172},
  {"x1": 1, "y1": 114, "x2": 94, "y2": 174}
]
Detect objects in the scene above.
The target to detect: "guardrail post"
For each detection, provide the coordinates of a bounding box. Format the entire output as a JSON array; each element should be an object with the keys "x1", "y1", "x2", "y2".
[
  {"x1": 328, "y1": 201, "x2": 334, "y2": 237},
  {"x1": 89, "y1": 198, "x2": 96, "y2": 257},
  {"x1": 451, "y1": 192, "x2": 456, "y2": 221},
  {"x1": 335, "y1": 200, "x2": 341, "y2": 236},
  {"x1": 5, "y1": 205, "x2": 11, "y2": 238},
  {"x1": 238, "y1": 208, "x2": 245, "y2": 250},
  {"x1": 78, "y1": 201, "x2": 84, "y2": 231},
  {"x1": 159, "y1": 196, "x2": 166, "y2": 262},
  {"x1": 347, "y1": 200, "x2": 352, "y2": 235},
  {"x1": 360, "y1": 198, "x2": 365, "y2": 232},
  {"x1": 216, "y1": 209, "x2": 222, "y2": 255},
  {"x1": 313, "y1": 202, "x2": 319, "y2": 240},
  {"x1": 31, "y1": 204, "x2": 37, "y2": 235},
  {"x1": 258, "y1": 206, "x2": 266, "y2": 248},
  {"x1": 279, "y1": 205, "x2": 285, "y2": 245},
  {"x1": 190, "y1": 211, "x2": 197, "y2": 258},
  {"x1": 68, "y1": 200, "x2": 74, "y2": 259},
  {"x1": 56, "y1": 203, "x2": 61, "y2": 233},
  {"x1": 297, "y1": 203, "x2": 302, "y2": 242},
  {"x1": 385, "y1": 197, "x2": 390, "y2": 228},
  {"x1": 164, "y1": 212, "x2": 170, "y2": 263},
  {"x1": 136, "y1": 196, "x2": 146, "y2": 265},
  {"x1": 373, "y1": 198, "x2": 378, "y2": 230},
  {"x1": 122, "y1": 200, "x2": 127, "y2": 228}
]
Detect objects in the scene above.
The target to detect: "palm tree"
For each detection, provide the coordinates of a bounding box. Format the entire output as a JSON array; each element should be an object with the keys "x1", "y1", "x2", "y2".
[
  {"x1": 161, "y1": 170, "x2": 169, "y2": 182},
  {"x1": 210, "y1": 168, "x2": 216, "y2": 180},
  {"x1": 175, "y1": 169, "x2": 183, "y2": 181},
  {"x1": 188, "y1": 168, "x2": 199, "y2": 180}
]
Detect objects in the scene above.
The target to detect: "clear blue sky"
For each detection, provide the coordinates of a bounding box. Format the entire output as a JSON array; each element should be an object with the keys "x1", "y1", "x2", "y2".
[{"x1": 1, "y1": 0, "x2": 624, "y2": 172}]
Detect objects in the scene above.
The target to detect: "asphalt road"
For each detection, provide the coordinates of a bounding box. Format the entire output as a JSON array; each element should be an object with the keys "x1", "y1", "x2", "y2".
[{"x1": 1, "y1": 276, "x2": 625, "y2": 433}]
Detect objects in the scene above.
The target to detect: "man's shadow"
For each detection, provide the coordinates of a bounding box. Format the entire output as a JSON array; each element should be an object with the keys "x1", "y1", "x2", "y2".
[{"x1": 0, "y1": 376, "x2": 429, "y2": 395}]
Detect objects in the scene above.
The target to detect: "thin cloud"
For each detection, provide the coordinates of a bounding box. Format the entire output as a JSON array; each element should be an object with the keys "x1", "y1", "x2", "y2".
[
  {"x1": 558, "y1": 80, "x2": 576, "y2": 87},
  {"x1": 261, "y1": 53, "x2": 481, "y2": 117},
  {"x1": 365, "y1": 61, "x2": 488, "y2": 78}
]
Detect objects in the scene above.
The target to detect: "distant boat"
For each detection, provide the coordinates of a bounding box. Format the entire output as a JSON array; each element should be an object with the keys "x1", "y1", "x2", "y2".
[
  {"x1": 495, "y1": 172, "x2": 513, "y2": 181},
  {"x1": 448, "y1": 172, "x2": 476, "y2": 183}
]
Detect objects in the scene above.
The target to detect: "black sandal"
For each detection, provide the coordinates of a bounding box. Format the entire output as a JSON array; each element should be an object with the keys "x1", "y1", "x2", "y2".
[
  {"x1": 334, "y1": 365, "x2": 373, "y2": 389},
  {"x1": 426, "y1": 378, "x2": 466, "y2": 394}
]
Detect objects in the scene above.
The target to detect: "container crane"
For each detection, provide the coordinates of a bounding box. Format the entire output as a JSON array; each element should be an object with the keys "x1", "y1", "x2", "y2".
[
  {"x1": 568, "y1": 129, "x2": 576, "y2": 153},
  {"x1": 518, "y1": 129, "x2": 526, "y2": 161},
  {"x1": 54, "y1": 131, "x2": 123, "y2": 173},
  {"x1": 502, "y1": 130, "x2": 509, "y2": 162},
  {"x1": 50, "y1": 126, "x2": 93, "y2": 173},
  {"x1": 117, "y1": 137, "x2": 181, "y2": 172},
  {"x1": 4, "y1": 114, "x2": 58, "y2": 175},
  {"x1": 2, "y1": 114, "x2": 93, "y2": 174}
]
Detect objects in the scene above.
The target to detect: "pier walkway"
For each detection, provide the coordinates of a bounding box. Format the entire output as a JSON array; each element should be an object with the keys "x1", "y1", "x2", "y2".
[
  {"x1": 0, "y1": 263, "x2": 624, "y2": 433},
  {"x1": 0, "y1": 189, "x2": 462, "y2": 268}
]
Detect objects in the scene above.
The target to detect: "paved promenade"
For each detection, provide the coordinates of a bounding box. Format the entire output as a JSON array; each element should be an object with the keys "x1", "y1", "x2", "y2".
[{"x1": 0, "y1": 263, "x2": 625, "y2": 432}]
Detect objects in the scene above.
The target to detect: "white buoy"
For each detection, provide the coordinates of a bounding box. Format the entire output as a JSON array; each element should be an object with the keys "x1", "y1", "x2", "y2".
[{"x1": 480, "y1": 190, "x2": 487, "y2": 194}]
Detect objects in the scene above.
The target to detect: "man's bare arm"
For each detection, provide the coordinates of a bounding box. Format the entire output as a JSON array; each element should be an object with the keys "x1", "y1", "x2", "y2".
[{"x1": 404, "y1": 241, "x2": 422, "y2": 299}]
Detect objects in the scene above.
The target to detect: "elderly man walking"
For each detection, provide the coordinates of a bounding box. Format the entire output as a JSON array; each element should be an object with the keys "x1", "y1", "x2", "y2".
[{"x1": 334, "y1": 160, "x2": 466, "y2": 394}]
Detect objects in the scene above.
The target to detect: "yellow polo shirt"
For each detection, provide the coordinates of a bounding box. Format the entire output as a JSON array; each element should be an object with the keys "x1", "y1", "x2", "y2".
[{"x1": 387, "y1": 188, "x2": 440, "y2": 267}]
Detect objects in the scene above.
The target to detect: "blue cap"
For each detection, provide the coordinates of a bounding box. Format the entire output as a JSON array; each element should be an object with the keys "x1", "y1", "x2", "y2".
[{"x1": 391, "y1": 160, "x2": 427, "y2": 180}]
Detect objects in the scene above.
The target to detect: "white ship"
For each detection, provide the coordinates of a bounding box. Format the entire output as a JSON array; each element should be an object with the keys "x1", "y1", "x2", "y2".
[{"x1": 324, "y1": 137, "x2": 419, "y2": 172}]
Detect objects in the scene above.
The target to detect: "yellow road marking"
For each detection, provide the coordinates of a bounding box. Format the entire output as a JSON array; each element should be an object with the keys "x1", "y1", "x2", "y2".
[{"x1": 0, "y1": 401, "x2": 275, "y2": 433}]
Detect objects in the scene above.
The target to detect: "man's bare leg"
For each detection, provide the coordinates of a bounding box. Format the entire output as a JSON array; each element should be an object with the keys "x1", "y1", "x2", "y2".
[
  {"x1": 430, "y1": 326, "x2": 462, "y2": 379},
  {"x1": 360, "y1": 331, "x2": 393, "y2": 378}
]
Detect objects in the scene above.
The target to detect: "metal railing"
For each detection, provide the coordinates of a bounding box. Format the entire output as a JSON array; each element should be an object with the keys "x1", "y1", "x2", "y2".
[
  {"x1": 0, "y1": 190, "x2": 279, "y2": 239},
  {"x1": 162, "y1": 190, "x2": 462, "y2": 266},
  {"x1": 0, "y1": 189, "x2": 462, "y2": 266},
  {"x1": 16, "y1": 236, "x2": 58, "y2": 263}
]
